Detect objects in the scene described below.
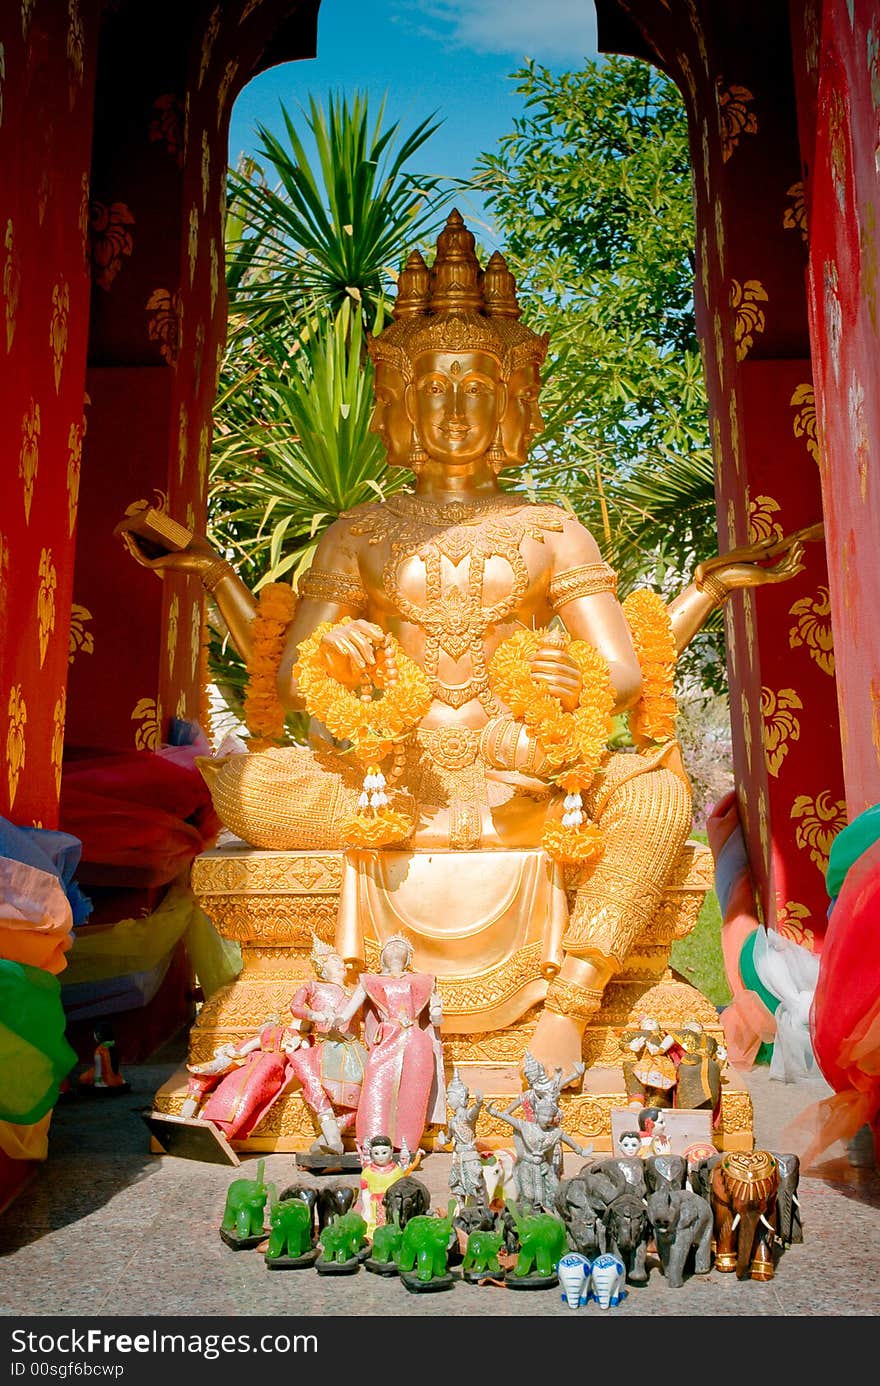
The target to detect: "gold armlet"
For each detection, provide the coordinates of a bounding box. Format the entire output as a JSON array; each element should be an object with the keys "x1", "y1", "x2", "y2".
[
  {"x1": 695, "y1": 572, "x2": 729, "y2": 609},
  {"x1": 298, "y1": 567, "x2": 368, "y2": 613},
  {"x1": 201, "y1": 558, "x2": 238, "y2": 593},
  {"x1": 548, "y1": 562, "x2": 618, "y2": 610},
  {"x1": 479, "y1": 716, "x2": 523, "y2": 771},
  {"x1": 544, "y1": 978, "x2": 604, "y2": 1023}
]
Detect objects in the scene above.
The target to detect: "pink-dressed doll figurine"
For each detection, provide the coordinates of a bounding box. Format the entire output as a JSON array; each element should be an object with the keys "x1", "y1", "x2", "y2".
[
  {"x1": 334, "y1": 934, "x2": 445, "y2": 1153},
  {"x1": 286, "y1": 934, "x2": 368, "y2": 1154}
]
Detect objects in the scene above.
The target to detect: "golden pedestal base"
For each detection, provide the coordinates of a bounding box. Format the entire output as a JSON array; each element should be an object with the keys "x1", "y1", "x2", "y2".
[{"x1": 151, "y1": 840, "x2": 753, "y2": 1153}]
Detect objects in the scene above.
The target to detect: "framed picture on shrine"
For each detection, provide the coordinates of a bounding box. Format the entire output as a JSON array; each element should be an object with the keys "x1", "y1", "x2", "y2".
[{"x1": 611, "y1": 1107, "x2": 713, "y2": 1158}]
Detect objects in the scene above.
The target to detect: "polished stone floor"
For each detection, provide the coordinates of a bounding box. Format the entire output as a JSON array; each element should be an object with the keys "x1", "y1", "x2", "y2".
[{"x1": 1, "y1": 1056, "x2": 878, "y2": 1319}]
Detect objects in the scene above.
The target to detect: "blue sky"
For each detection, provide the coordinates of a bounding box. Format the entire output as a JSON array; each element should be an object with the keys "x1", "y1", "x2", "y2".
[{"x1": 229, "y1": 0, "x2": 599, "y2": 245}]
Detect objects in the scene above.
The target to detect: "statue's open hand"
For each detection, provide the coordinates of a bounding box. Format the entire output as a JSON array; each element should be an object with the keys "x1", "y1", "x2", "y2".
[
  {"x1": 528, "y1": 641, "x2": 582, "y2": 713},
  {"x1": 320, "y1": 618, "x2": 386, "y2": 687},
  {"x1": 120, "y1": 530, "x2": 218, "y2": 575},
  {"x1": 699, "y1": 541, "x2": 806, "y2": 594}
]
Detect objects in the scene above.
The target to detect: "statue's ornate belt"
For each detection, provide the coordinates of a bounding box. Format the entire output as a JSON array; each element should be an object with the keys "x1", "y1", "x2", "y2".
[{"x1": 414, "y1": 725, "x2": 481, "y2": 770}]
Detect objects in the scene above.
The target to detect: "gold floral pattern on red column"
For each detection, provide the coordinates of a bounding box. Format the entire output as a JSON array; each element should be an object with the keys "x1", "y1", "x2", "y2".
[
  {"x1": 21, "y1": 0, "x2": 35, "y2": 42},
  {"x1": 4, "y1": 219, "x2": 20, "y2": 352},
  {"x1": 241, "y1": 0, "x2": 264, "y2": 21},
  {"x1": 740, "y1": 690, "x2": 753, "y2": 774},
  {"x1": 748, "y1": 494, "x2": 783, "y2": 545},
  {"x1": 0, "y1": 533, "x2": 9, "y2": 599},
  {"x1": 201, "y1": 130, "x2": 210, "y2": 211},
  {"x1": 713, "y1": 308, "x2": 724, "y2": 388},
  {"x1": 685, "y1": 0, "x2": 708, "y2": 70},
  {"x1": 37, "y1": 548, "x2": 57, "y2": 668},
  {"x1": 146, "y1": 289, "x2": 181, "y2": 364},
  {"x1": 714, "y1": 198, "x2": 726, "y2": 278},
  {"x1": 824, "y1": 260, "x2": 843, "y2": 384},
  {"x1": 717, "y1": 82, "x2": 758, "y2": 161},
  {"x1": 209, "y1": 239, "x2": 219, "y2": 315},
  {"x1": 789, "y1": 587, "x2": 834, "y2": 674},
  {"x1": 20, "y1": 398, "x2": 40, "y2": 523},
  {"x1": 131, "y1": 697, "x2": 160, "y2": 751},
  {"x1": 677, "y1": 51, "x2": 697, "y2": 107},
  {"x1": 67, "y1": 0, "x2": 84, "y2": 109},
  {"x1": 188, "y1": 206, "x2": 199, "y2": 283},
  {"x1": 699, "y1": 227, "x2": 710, "y2": 306},
  {"x1": 743, "y1": 587, "x2": 756, "y2": 670},
  {"x1": 6, "y1": 685, "x2": 26, "y2": 808},
  {"x1": 711, "y1": 416, "x2": 722, "y2": 478},
  {"x1": 51, "y1": 689, "x2": 66, "y2": 799},
  {"x1": 783, "y1": 182, "x2": 808, "y2": 244},
  {"x1": 700, "y1": 117, "x2": 711, "y2": 202},
  {"x1": 194, "y1": 321, "x2": 205, "y2": 391},
  {"x1": 729, "y1": 392, "x2": 740, "y2": 475},
  {"x1": 67, "y1": 399, "x2": 88, "y2": 537},
  {"x1": 50, "y1": 280, "x2": 70, "y2": 392},
  {"x1": 724, "y1": 605, "x2": 737, "y2": 680},
  {"x1": 758, "y1": 785, "x2": 770, "y2": 871},
  {"x1": 69, "y1": 603, "x2": 94, "y2": 663},
  {"x1": 199, "y1": 6, "x2": 221, "y2": 88},
  {"x1": 167, "y1": 593, "x2": 179, "y2": 681},
  {"x1": 791, "y1": 792, "x2": 846, "y2": 874},
  {"x1": 827, "y1": 86, "x2": 849, "y2": 215},
  {"x1": 789, "y1": 383, "x2": 821, "y2": 464},
  {"x1": 217, "y1": 59, "x2": 239, "y2": 127},
  {"x1": 79, "y1": 172, "x2": 90, "y2": 269},
  {"x1": 776, "y1": 900, "x2": 814, "y2": 950},
  {"x1": 861, "y1": 201, "x2": 877, "y2": 331},
  {"x1": 149, "y1": 94, "x2": 185, "y2": 168},
  {"x1": 90, "y1": 201, "x2": 135, "y2": 290},
  {"x1": 731, "y1": 279, "x2": 767, "y2": 361},
  {"x1": 190, "y1": 600, "x2": 201, "y2": 678},
  {"x1": 178, "y1": 400, "x2": 189, "y2": 481},
  {"x1": 848, "y1": 371, "x2": 870, "y2": 501},
  {"x1": 198, "y1": 421, "x2": 210, "y2": 488},
  {"x1": 761, "y1": 686, "x2": 803, "y2": 777}
]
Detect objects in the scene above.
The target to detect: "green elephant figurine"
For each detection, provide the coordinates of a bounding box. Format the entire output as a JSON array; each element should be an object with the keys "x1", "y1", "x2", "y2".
[
  {"x1": 507, "y1": 1203, "x2": 567, "y2": 1280},
  {"x1": 266, "y1": 1198, "x2": 314, "y2": 1262},
  {"x1": 369, "y1": 1216, "x2": 404, "y2": 1266},
  {"x1": 395, "y1": 1200, "x2": 456, "y2": 1284},
  {"x1": 462, "y1": 1228, "x2": 504, "y2": 1278},
  {"x1": 220, "y1": 1159, "x2": 273, "y2": 1245},
  {"x1": 319, "y1": 1210, "x2": 368, "y2": 1264}
]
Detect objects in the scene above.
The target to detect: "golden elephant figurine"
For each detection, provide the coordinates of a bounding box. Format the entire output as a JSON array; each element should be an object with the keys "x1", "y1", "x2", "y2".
[{"x1": 710, "y1": 1151, "x2": 780, "y2": 1280}]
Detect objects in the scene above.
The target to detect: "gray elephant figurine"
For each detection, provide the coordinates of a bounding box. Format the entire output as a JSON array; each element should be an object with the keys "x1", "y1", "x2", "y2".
[
  {"x1": 583, "y1": 1156, "x2": 647, "y2": 1200},
  {"x1": 555, "y1": 1177, "x2": 607, "y2": 1259},
  {"x1": 775, "y1": 1153, "x2": 803, "y2": 1246},
  {"x1": 604, "y1": 1192, "x2": 650, "y2": 1285},
  {"x1": 644, "y1": 1153, "x2": 688, "y2": 1194},
  {"x1": 645, "y1": 1187, "x2": 713, "y2": 1288}
]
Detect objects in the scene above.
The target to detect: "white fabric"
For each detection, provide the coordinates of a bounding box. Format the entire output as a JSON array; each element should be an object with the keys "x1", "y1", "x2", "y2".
[{"x1": 752, "y1": 926, "x2": 820, "y2": 1082}]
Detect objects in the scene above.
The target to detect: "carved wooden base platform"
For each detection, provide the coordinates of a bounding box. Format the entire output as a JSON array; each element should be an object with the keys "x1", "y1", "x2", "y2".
[{"x1": 153, "y1": 839, "x2": 753, "y2": 1154}]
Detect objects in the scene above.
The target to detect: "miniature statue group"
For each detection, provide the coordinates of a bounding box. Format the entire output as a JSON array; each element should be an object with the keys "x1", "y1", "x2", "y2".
[{"x1": 218, "y1": 1050, "x2": 804, "y2": 1296}]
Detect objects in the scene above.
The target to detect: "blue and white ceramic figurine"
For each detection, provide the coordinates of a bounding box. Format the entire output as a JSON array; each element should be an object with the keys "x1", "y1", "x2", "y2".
[
  {"x1": 558, "y1": 1252, "x2": 591, "y2": 1308},
  {"x1": 588, "y1": 1253, "x2": 627, "y2": 1308}
]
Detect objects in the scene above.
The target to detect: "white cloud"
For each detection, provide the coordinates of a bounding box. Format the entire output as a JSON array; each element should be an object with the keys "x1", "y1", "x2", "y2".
[{"x1": 403, "y1": 0, "x2": 599, "y2": 64}]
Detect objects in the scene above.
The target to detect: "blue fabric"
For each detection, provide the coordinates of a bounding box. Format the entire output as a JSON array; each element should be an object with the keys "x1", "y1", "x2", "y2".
[
  {"x1": 0, "y1": 816, "x2": 92, "y2": 925},
  {"x1": 713, "y1": 825, "x2": 749, "y2": 917}
]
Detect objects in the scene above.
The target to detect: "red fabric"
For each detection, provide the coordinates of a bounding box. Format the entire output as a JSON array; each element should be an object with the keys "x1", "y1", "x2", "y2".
[{"x1": 59, "y1": 747, "x2": 219, "y2": 887}]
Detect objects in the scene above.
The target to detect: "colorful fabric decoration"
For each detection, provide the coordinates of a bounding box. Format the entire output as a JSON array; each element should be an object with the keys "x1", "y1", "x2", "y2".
[
  {"x1": 825, "y1": 803, "x2": 880, "y2": 899},
  {"x1": 0, "y1": 960, "x2": 76, "y2": 1125}
]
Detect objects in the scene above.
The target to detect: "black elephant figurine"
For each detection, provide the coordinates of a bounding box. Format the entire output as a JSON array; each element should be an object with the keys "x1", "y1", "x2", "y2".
[
  {"x1": 555, "y1": 1177, "x2": 607, "y2": 1259},
  {"x1": 604, "y1": 1191, "x2": 650, "y2": 1285},
  {"x1": 710, "y1": 1151, "x2": 780, "y2": 1280},
  {"x1": 644, "y1": 1153, "x2": 687, "y2": 1194},
  {"x1": 278, "y1": 1184, "x2": 319, "y2": 1235},
  {"x1": 383, "y1": 1175, "x2": 431, "y2": 1228},
  {"x1": 495, "y1": 1202, "x2": 520, "y2": 1257},
  {"x1": 775, "y1": 1153, "x2": 803, "y2": 1246},
  {"x1": 645, "y1": 1187, "x2": 713, "y2": 1288},
  {"x1": 316, "y1": 1182, "x2": 357, "y2": 1230}
]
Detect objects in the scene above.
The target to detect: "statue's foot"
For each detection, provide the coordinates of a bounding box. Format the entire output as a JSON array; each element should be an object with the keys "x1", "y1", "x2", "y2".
[{"x1": 527, "y1": 1010, "x2": 586, "y2": 1080}]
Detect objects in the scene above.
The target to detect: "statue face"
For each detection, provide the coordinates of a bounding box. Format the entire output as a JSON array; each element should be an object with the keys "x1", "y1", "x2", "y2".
[
  {"x1": 321, "y1": 953, "x2": 346, "y2": 987},
  {"x1": 501, "y1": 362, "x2": 544, "y2": 466},
  {"x1": 408, "y1": 351, "x2": 505, "y2": 465},
  {"x1": 380, "y1": 939, "x2": 411, "y2": 974},
  {"x1": 369, "y1": 361, "x2": 411, "y2": 467}
]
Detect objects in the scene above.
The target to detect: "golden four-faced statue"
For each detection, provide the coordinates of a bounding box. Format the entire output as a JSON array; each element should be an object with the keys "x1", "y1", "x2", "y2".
[{"x1": 123, "y1": 211, "x2": 812, "y2": 1097}]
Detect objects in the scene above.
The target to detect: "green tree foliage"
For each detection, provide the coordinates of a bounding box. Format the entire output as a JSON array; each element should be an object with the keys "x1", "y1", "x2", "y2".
[{"x1": 475, "y1": 57, "x2": 722, "y2": 684}]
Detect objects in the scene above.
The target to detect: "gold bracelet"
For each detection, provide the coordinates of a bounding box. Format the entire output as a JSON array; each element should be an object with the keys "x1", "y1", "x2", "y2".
[
  {"x1": 696, "y1": 572, "x2": 729, "y2": 609},
  {"x1": 549, "y1": 562, "x2": 618, "y2": 610},
  {"x1": 201, "y1": 558, "x2": 237, "y2": 593},
  {"x1": 544, "y1": 978, "x2": 605, "y2": 1023}
]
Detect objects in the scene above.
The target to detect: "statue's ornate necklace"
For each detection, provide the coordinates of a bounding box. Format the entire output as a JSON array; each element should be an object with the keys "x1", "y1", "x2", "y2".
[{"x1": 347, "y1": 492, "x2": 565, "y2": 713}]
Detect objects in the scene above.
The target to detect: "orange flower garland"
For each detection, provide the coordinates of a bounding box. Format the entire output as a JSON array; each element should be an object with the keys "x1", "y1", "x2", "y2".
[
  {"x1": 488, "y1": 628, "x2": 615, "y2": 864},
  {"x1": 293, "y1": 621, "x2": 431, "y2": 848},
  {"x1": 243, "y1": 582, "x2": 297, "y2": 745},
  {"x1": 622, "y1": 590, "x2": 678, "y2": 746}
]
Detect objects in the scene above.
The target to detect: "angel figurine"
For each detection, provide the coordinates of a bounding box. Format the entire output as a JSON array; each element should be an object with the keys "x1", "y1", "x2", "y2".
[
  {"x1": 506, "y1": 1050, "x2": 586, "y2": 1179},
  {"x1": 437, "y1": 1067, "x2": 485, "y2": 1202},
  {"x1": 485, "y1": 1096, "x2": 593, "y2": 1211}
]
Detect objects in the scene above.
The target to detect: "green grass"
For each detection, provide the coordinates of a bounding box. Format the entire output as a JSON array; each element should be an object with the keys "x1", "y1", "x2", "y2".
[{"x1": 669, "y1": 829, "x2": 732, "y2": 1010}]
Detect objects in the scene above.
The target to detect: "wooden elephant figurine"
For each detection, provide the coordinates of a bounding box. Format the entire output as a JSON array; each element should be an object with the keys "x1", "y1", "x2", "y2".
[
  {"x1": 775, "y1": 1153, "x2": 803, "y2": 1246},
  {"x1": 317, "y1": 1182, "x2": 357, "y2": 1230},
  {"x1": 319, "y1": 1209, "x2": 368, "y2": 1263},
  {"x1": 462, "y1": 1228, "x2": 504, "y2": 1277},
  {"x1": 507, "y1": 1204, "x2": 567, "y2": 1279},
  {"x1": 555, "y1": 1177, "x2": 607, "y2": 1259},
  {"x1": 645, "y1": 1187, "x2": 713, "y2": 1288},
  {"x1": 604, "y1": 1192, "x2": 650, "y2": 1285},
  {"x1": 710, "y1": 1151, "x2": 779, "y2": 1280},
  {"x1": 266, "y1": 1198, "x2": 314, "y2": 1260},
  {"x1": 383, "y1": 1175, "x2": 431, "y2": 1228},
  {"x1": 221, "y1": 1159, "x2": 271, "y2": 1241},
  {"x1": 395, "y1": 1200, "x2": 457, "y2": 1283},
  {"x1": 644, "y1": 1153, "x2": 688, "y2": 1194}
]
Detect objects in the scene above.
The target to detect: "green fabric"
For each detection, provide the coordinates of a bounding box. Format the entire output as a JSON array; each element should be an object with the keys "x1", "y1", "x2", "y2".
[
  {"x1": 826, "y1": 804, "x2": 880, "y2": 899},
  {"x1": 0, "y1": 960, "x2": 76, "y2": 1124},
  {"x1": 739, "y1": 931, "x2": 780, "y2": 1015}
]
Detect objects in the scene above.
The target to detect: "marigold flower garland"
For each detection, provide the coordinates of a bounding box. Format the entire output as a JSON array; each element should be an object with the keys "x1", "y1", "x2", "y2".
[
  {"x1": 293, "y1": 621, "x2": 432, "y2": 848},
  {"x1": 488, "y1": 628, "x2": 615, "y2": 865},
  {"x1": 622, "y1": 589, "x2": 678, "y2": 746},
  {"x1": 243, "y1": 582, "x2": 297, "y2": 746}
]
